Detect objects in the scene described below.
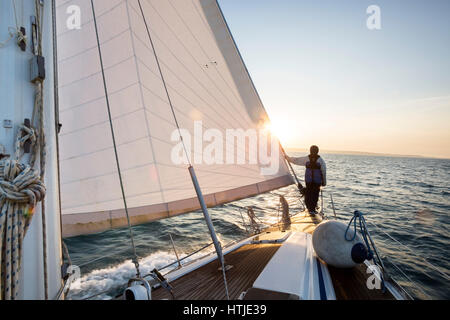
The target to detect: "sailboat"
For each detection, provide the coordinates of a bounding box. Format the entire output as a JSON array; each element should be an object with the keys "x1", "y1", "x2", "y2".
[{"x1": 0, "y1": 0, "x2": 412, "y2": 300}]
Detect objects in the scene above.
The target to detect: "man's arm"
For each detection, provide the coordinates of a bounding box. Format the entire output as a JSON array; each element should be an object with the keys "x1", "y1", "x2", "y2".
[{"x1": 286, "y1": 155, "x2": 309, "y2": 166}]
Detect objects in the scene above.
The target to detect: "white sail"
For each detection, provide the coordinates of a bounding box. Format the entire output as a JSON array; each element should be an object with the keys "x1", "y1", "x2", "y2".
[{"x1": 56, "y1": 0, "x2": 293, "y2": 237}]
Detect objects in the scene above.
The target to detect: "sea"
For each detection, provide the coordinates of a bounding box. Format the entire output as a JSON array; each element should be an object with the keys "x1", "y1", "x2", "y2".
[{"x1": 65, "y1": 153, "x2": 450, "y2": 300}]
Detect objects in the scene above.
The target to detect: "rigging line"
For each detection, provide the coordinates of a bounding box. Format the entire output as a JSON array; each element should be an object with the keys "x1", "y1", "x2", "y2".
[
  {"x1": 280, "y1": 145, "x2": 305, "y2": 193},
  {"x1": 12, "y1": 0, "x2": 19, "y2": 29},
  {"x1": 77, "y1": 244, "x2": 142, "y2": 268},
  {"x1": 5, "y1": 0, "x2": 27, "y2": 50},
  {"x1": 68, "y1": 55, "x2": 243, "y2": 140},
  {"x1": 128, "y1": 2, "x2": 252, "y2": 130},
  {"x1": 124, "y1": 0, "x2": 165, "y2": 205},
  {"x1": 58, "y1": 55, "x2": 135, "y2": 89},
  {"x1": 34, "y1": 0, "x2": 49, "y2": 300},
  {"x1": 59, "y1": 34, "x2": 255, "y2": 156},
  {"x1": 135, "y1": 0, "x2": 190, "y2": 165},
  {"x1": 134, "y1": 108, "x2": 268, "y2": 166},
  {"x1": 57, "y1": 0, "x2": 125, "y2": 37},
  {"x1": 60, "y1": 43, "x2": 252, "y2": 149},
  {"x1": 167, "y1": 0, "x2": 249, "y2": 119},
  {"x1": 79, "y1": 18, "x2": 250, "y2": 134},
  {"x1": 51, "y1": 0, "x2": 66, "y2": 272},
  {"x1": 137, "y1": 0, "x2": 250, "y2": 128},
  {"x1": 384, "y1": 258, "x2": 430, "y2": 299},
  {"x1": 133, "y1": 47, "x2": 250, "y2": 131},
  {"x1": 81, "y1": 239, "x2": 218, "y2": 301},
  {"x1": 136, "y1": 0, "x2": 229, "y2": 300},
  {"x1": 367, "y1": 221, "x2": 450, "y2": 282},
  {"x1": 58, "y1": 28, "x2": 131, "y2": 64},
  {"x1": 138, "y1": 80, "x2": 267, "y2": 162},
  {"x1": 130, "y1": 38, "x2": 251, "y2": 134},
  {"x1": 59, "y1": 136, "x2": 266, "y2": 181},
  {"x1": 90, "y1": 0, "x2": 141, "y2": 278},
  {"x1": 36, "y1": 0, "x2": 43, "y2": 56}
]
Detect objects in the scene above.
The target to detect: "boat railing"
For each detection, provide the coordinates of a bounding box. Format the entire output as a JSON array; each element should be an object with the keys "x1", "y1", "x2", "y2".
[
  {"x1": 324, "y1": 191, "x2": 450, "y2": 300},
  {"x1": 74, "y1": 189, "x2": 445, "y2": 300}
]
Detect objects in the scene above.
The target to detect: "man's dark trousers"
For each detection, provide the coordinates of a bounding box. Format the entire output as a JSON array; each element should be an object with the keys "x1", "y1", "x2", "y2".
[{"x1": 305, "y1": 183, "x2": 321, "y2": 212}]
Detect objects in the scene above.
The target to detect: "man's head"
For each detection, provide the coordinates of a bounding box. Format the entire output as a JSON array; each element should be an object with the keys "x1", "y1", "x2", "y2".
[{"x1": 310, "y1": 145, "x2": 319, "y2": 156}]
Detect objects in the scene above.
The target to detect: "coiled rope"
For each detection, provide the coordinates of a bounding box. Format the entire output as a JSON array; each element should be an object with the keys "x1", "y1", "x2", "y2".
[
  {"x1": 345, "y1": 211, "x2": 374, "y2": 259},
  {"x1": 345, "y1": 210, "x2": 387, "y2": 290},
  {"x1": 1, "y1": 0, "x2": 47, "y2": 300},
  {"x1": 0, "y1": 125, "x2": 46, "y2": 300}
]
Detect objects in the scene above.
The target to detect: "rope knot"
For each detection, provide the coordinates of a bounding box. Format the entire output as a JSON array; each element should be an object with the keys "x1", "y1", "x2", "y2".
[
  {"x1": 16, "y1": 29, "x2": 27, "y2": 46},
  {"x1": 0, "y1": 160, "x2": 46, "y2": 212},
  {"x1": 15, "y1": 125, "x2": 37, "y2": 158}
]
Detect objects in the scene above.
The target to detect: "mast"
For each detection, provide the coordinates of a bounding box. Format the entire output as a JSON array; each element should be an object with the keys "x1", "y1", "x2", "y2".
[{"x1": 0, "y1": 0, "x2": 63, "y2": 300}]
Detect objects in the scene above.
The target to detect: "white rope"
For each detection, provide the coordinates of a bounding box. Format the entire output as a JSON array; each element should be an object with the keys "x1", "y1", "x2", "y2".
[
  {"x1": 0, "y1": 26, "x2": 27, "y2": 50},
  {"x1": 0, "y1": 126, "x2": 46, "y2": 300},
  {"x1": 367, "y1": 221, "x2": 450, "y2": 282},
  {"x1": 0, "y1": 0, "x2": 28, "y2": 49},
  {"x1": 0, "y1": 0, "x2": 46, "y2": 300},
  {"x1": 0, "y1": 27, "x2": 15, "y2": 48}
]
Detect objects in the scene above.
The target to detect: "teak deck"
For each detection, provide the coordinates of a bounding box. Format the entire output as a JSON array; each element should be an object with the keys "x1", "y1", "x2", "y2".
[
  {"x1": 152, "y1": 213, "x2": 395, "y2": 300},
  {"x1": 152, "y1": 244, "x2": 281, "y2": 300}
]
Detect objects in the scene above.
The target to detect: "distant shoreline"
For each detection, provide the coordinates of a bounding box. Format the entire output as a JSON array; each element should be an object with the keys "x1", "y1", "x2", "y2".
[{"x1": 285, "y1": 148, "x2": 449, "y2": 160}]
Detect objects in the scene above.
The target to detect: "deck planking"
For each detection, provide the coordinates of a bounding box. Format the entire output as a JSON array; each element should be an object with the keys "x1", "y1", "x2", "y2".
[
  {"x1": 151, "y1": 212, "x2": 395, "y2": 300},
  {"x1": 152, "y1": 243, "x2": 281, "y2": 300}
]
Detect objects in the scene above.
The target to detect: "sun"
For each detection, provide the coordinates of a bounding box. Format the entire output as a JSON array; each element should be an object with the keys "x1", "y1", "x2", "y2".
[{"x1": 263, "y1": 119, "x2": 291, "y2": 146}]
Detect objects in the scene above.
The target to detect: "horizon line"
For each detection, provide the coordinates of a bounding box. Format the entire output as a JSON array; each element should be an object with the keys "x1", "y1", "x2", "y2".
[{"x1": 285, "y1": 147, "x2": 450, "y2": 160}]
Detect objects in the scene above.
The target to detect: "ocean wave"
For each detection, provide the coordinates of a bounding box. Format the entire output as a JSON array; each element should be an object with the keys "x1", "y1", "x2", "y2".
[
  {"x1": 66, "y1": 154, "x2": 450, "y2": 300},
  {"x1": 67, "y1": 247, "x2": 218, "y2": 300}
]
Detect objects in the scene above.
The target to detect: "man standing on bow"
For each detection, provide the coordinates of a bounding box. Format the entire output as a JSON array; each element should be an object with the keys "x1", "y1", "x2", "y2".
[{"x1": 287, "y1": 145, "x2": 327, "y2": 215}]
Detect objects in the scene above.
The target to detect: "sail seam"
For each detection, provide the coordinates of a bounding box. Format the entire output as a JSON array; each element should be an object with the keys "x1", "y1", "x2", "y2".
[
  {"x1": 124, "y1": 0, "x2": 166, "y2": 203},
  {"x1": 57, "y1": 27, "x2": 131, "y2": 64},
  {"x1": 58, "y1": 55, "x2": 135, "y2": 89},
  {"x1": 60, "y1": 174, "x2": 294, "y2": 237},
  {"x1": 59, "y1": 82, "x2": 139, "y2": 112},
  {"x1": 59, "y1": 131, "x2": 265, "y2": 177},
  {"x1": 189, "y1": 0, "x2": 245, "y2": 107},
  {"x1": 170, "y1": 0, "x2": 247, "y2": 117},
  {"x1": 136, "y1": 0, "x2": 229, "y2": 299},
  {"x1": 140, "y1": 0, "x2": 249, "y2": 129},
  {"x1": 90, "y1": 0, "x2": 140, "y2": 278},
  {"x1": 56, "y1": 0, "x2": 126, "y2": 36},
  {"x1": 61, "y1": 163, "x2": 267, "y2": 189},
  {"x1": 128, "y1": 1, "x2": 251, "y2": 129}
]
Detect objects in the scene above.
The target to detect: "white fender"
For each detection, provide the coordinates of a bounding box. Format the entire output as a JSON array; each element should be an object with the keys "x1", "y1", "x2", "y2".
[{"x1": 312, "y1": 220, "x2": 368, "y2": 268}]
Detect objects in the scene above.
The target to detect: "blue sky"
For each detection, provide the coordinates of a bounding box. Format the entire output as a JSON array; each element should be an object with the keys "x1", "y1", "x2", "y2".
[{"x1": 218, "y1": 0, "x2": 450, "y2": 158}]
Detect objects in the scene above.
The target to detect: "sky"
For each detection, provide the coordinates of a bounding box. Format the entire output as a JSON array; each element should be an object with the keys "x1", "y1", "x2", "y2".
[{"x1": 218, "y1": 0, "x2": 450, "y2": 158}]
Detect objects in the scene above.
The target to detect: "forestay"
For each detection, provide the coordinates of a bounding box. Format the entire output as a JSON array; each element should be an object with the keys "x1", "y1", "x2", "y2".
[{"x1": 56, "y1": 0, "x2": 293, "y2": 237}]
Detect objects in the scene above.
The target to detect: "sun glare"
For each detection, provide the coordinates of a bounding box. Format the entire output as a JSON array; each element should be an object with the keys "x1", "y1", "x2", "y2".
[{"x1": 264, "y1": 119, "x2": 292, "y2": 146}]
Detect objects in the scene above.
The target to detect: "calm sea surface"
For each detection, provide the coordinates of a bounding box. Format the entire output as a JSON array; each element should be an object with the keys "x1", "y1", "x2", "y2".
[{"x1": 65, "y1": 153, "x2": 450, "y2": 300}]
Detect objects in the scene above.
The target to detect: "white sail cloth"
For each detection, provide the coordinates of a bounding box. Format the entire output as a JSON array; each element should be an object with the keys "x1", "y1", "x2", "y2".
[{"x1": 56, "y1": 0, "x2": 293, "y2": 237}]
